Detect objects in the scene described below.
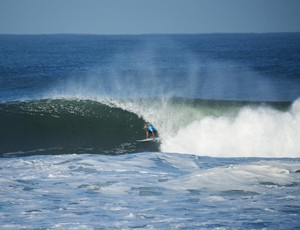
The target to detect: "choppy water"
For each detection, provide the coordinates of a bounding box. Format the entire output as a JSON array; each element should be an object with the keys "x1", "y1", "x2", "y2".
[{"x1": 1, "y1": 153, "x2": 300, "y2": 229}]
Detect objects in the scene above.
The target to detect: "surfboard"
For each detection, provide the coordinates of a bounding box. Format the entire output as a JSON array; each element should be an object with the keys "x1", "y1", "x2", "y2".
[{"x1": 136, "y1": 137, "x2": 160, "y2": 142}]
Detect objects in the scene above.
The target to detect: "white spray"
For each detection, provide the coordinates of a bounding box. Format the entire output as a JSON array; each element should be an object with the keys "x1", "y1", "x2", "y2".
[{"x1": 160, "y1": 99, "x2": 300, "y2": 158}]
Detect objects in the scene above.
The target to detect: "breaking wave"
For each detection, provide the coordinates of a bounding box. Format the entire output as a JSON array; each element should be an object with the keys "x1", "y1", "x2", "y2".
[{"x1": 1, "y1": 97, "x2": 299, "y2": 158}]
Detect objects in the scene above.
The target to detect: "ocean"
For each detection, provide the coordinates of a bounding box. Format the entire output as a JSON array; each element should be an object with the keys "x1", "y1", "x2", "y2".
[{"x1": 0, "y1": 33, "x2": 299, "y2": 229}]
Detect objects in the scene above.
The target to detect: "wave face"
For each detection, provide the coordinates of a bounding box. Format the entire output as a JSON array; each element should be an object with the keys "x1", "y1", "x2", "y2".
[
  {"x1": 0, "y1": 99, "x2": 159, "y2": 157},
  {"x1": 1, "y1": 97, "x2": 299, "y2": 158}
]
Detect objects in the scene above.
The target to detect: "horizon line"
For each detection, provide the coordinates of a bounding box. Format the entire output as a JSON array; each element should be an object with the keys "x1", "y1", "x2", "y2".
[{"x1": 0, "y1": 31, "x2": 300, "y2": 36}]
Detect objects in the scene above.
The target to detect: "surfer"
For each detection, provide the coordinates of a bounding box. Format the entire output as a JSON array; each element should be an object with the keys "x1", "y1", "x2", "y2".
[{"x1": 143, "y1": 123, "x2": 158, "y2": 140}]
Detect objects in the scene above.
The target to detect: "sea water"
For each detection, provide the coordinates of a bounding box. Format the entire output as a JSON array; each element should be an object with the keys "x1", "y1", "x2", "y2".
[
  {"x1": 0, "y1": 34, "x2": 300, "y2": 229},
  {"x1": 1, "y1": 153, "x2": 299, "y2": 229}
]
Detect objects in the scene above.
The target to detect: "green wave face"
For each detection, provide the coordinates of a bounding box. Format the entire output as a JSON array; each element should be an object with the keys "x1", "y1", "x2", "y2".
[{"x1": 0, "y1": 99, "x2": 160, "y2": 157}]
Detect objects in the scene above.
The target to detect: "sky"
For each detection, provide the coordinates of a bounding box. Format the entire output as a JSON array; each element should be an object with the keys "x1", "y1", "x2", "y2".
[{"x1": 0, "y1": 0, "x2": 300, "y2": 34}]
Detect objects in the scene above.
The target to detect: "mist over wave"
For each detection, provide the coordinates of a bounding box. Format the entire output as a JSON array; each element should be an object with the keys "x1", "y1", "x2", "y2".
[
  {"x1": 44, "y1": 54, "x2": 300, "y2": 158},
  {"x1": 48, "y1": 47, "x2": 280, "y2": 101}
]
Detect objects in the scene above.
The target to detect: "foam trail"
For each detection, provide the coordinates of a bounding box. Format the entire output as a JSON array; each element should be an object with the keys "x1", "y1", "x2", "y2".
[{"x1": 161, "y1": 99, "x2": 300, "y2": 158}]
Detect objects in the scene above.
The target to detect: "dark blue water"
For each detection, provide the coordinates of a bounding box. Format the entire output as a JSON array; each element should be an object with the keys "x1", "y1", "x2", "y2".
[
  {"x1": 1, "y1": 33, "x2": 300, "y2": 102},
  {"x1": 0, "y1": 34, "x2": 300, "y2": 229}
]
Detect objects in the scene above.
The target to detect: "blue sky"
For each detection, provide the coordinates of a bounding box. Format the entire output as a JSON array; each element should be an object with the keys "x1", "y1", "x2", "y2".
[{"x1": 0, "y1": 0, "x2": 299, "y2": 34}]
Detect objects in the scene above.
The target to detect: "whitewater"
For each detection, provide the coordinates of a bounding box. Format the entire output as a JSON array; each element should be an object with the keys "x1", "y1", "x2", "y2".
[
  {"x1": 1, "y1": 153, "x2": 300, "y2": 229},
  {"x1": 0, "y1": 34, "x2": 300, "y2": 229},
  {"x1": 107, "y1": 97, "x2": 300, "y2": 158}
]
